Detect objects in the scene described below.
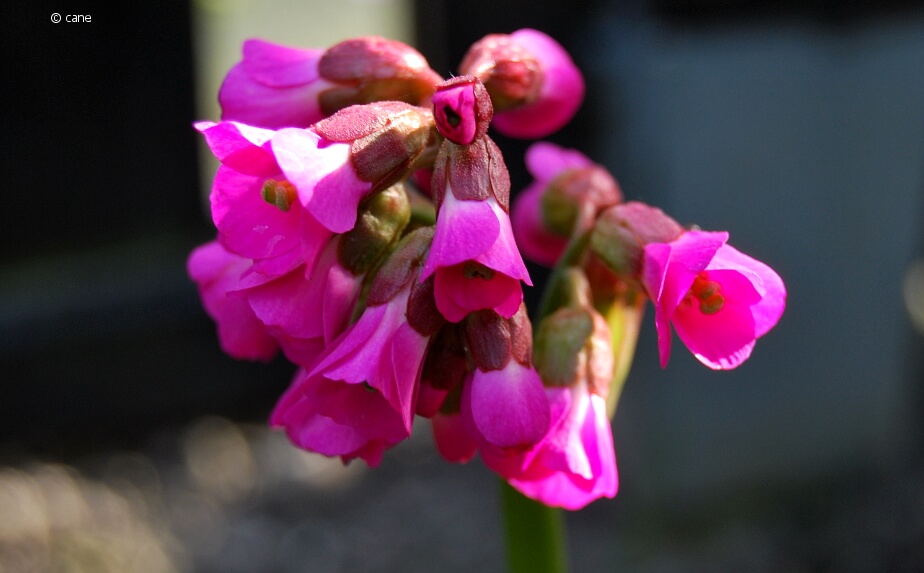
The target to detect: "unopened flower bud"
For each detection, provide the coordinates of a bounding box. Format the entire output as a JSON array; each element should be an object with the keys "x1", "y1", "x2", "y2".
[
  {"x1": 541, "y1": 165, "x2": 622, "y2": 236},
  {"x1": 459, "y1": 29, "x2": 584, "y2": 139},
  {"x1": 366, "y1": 227, "x2": 434, "y2": 307},
  {"x1": 432, "y1": 76, "x2": 493, "y2": 145},
  {"x1": 313, "y1": 102, "x2": 441, "y2": 195},
  {"x1": 590, "y1": 201, "x2": 684, "y2": 278},
  {"x1": 463, "y1": 304, "x2": 532, "y2": 372},
  {"x1": 318, "y1": 36, "x2": 443, "y2": 115},
  {"x1": 338, "y1": 184, "x2": 410, "y2": 274},
  {"x1": 534, "y1": 306, "x2": 614, "y2": 396}
]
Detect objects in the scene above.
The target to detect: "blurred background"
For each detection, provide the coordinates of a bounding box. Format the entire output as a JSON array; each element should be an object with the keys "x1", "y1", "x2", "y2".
[{"x1": 4, "y1": 0, "x2": 924, "y2": 571}]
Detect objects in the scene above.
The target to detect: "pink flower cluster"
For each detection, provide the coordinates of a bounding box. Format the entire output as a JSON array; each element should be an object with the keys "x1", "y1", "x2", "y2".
[{"x1": 188, "y1": 31, "x2": 785, "y2": 511}]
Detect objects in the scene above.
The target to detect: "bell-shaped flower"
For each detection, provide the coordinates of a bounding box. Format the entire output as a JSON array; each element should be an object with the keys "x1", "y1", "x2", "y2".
[
  {"x1": 311, "y1": 228, "x2": 444, "y2": 432},
  {"x1": 270, "y1": 368, "x2": 408, "y2": 467},
  {"x1": 196, "y1": 120, "x2": 333, "y2": 279},
  {"x1": 187, "y1": 240, "x2": 278, "y2": 361},
  {"x1": 642, "y1": 230, "x2": 787, "y2": 369},
  {"x1": 273, "y1": 102, "x2": 438, "y2": 235},
  {"x1": 219, "y1": 39, "x2": 333, "y2": 130},
  {"x1": 423, "y1": 136, "x2": 531, "y2": 322},
  {"x1": 512, "y1": 142, "x2": 621, "y2": 266},
  {"x1": 460, "y1": 29, "x2": 584, "y2": 139}
]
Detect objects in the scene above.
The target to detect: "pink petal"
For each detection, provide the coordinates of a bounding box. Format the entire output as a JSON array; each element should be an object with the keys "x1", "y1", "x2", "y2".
[
  {"x1": 219, "y1": 64, "x2": 329, "y2": 130},
  {"x1": 475, "y1": 199, "x2": 532, "y2": 284},
  {"x1": 241, "y1": 39, "x2": 322, "y2": 87},
  {"x1": 209, "y1": 166, "x2": 302, "y2": 264},
  {"x1": 421, "y1": 192, "x2": 500, "y2": 279},
  {"x1": 491, "y1": 29, "x2": 585, "y2": 140},
  {"x1": 432, "y1": 413, "x2": 479, "y2": 463},
  {"x1": 187, "y1": 241, "x2": 277, "y2": 361},
  {"x1": 524, "y1": 141, "x2": 593, "y2": 183},
  {"x1": 433, "y1": 264, "x2": 524, "y2": 322},
  {"x1": 707, "y1": 244, "x2": 787, "y2": 338},
  {"x1": 196, "y1": 121, "x2": 279, "y2": 176},
  {"x1": 642, "y1": 231, "x2": 728, "y2": 368},
  {"x1": 272, "y1": 129, "x2": 371, "y2": 233},
  {"x1": 469, "y1": 362, "x2": 550, "y2": 449}
]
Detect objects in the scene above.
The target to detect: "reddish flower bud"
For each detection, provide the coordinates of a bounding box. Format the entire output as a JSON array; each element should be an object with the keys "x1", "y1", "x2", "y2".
[
  {"x1": 318, "y1": 36, "x2": 443, "y2": 115},
  {"x1": 432, "y1": 76, "x2": 493, "y2": 145}
]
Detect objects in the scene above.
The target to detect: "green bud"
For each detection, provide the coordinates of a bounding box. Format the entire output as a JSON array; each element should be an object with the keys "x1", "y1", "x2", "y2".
[{"x1": 338, "y1": 183, "x2": 410, "y2": 274}]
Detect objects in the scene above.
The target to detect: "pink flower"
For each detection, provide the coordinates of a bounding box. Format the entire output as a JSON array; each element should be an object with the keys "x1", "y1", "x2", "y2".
[
  {"x1": 463, "y1": 361, "x2": 550, "y2": 449},
  {"x1": 461, "y1": 29, "x2": 584, "y2": 140},
  {"x1": 512, "y1": 142, "x2": 597, "y2": 266},
  {"x1": 484, "y1": 382, "x2": 618, "y2": 510},
  {"x1": 270, "y1": 368, "x2": 408, "y2": 467},
  {"x1": 219, "y1": 39, "x2": 332, "y2": 130},
  {"x1": 241, "y1": 237, "x2": 363, "y2": 368},
  {"x1": 423, "y1": 191, "x2": 531, "y2": 321},
  {"x1": 641, "y1": 230, "x2": 787, "y2": 370},
  {"x1": 186, "y1": 240, "x2": 278, "y2": 361},
  {"x1": 196, "y1": 120, "x2": 333, "y2": 279}
]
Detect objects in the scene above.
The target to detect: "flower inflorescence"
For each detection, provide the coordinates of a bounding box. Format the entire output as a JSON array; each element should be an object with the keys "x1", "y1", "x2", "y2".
[{"x1": 188, "y1": 31, "x2": 786, "y2": 510}]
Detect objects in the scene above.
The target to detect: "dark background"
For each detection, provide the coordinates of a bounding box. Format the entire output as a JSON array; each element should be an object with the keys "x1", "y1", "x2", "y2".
[{"x1": 3, "y1": 1, "x2": 924, "y2": 571}]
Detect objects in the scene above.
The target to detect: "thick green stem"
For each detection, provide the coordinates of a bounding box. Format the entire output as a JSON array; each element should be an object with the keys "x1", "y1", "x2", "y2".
[{"x1": 500, "y1": 480, "x2": 569, "y2": 573}]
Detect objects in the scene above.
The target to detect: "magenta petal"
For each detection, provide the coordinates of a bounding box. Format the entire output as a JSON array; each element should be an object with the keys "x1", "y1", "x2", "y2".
[
  {"x1": 470, "y1": 362, "x2": 550, "y2": 449},
  {"x1": 196, "y1": 121, "x2": 278, "y2": 176},
  {"x1": 272, "y1": 128, "x2": 371, "y2": 233},
  {"x1": 434, "y1": 265, "x2": 524, "y2": 322},
  {"x1": 245, "y1": 264, "x2": 322, "y2": 339},
  {"x1": 432, "y1": 413, "x2": 479, "y2": 463},
  {"x1": 209, "y1": 166, "x2": 301, "y2": 264},
  {"x1": 474, "y1": 199, "x2": 532, "y2": 284},
  {"x1": 219, "y1": 64, "x2": 329, "y2": 130},
  {"x1": 491, "y1": 29, "x2": 585, "y2": 139},
  {"x1": 387, "y1": 323, "x2": 429, "y2": 431},
  {"x1": 241, "y1": 39, "x2": 322, "y2": 87},
  {"x1": 187, "y1": 241, "x2": 277, "y2": 361},
  {"x1": 422, "y1": 192, "x2": 500, "y2": 279},
  {"x1": 707, "y1": 244, "x2": 787, "y2": 338},
  {"x1": 525, "y1": 141, "x2": 593, "y2": 183}
]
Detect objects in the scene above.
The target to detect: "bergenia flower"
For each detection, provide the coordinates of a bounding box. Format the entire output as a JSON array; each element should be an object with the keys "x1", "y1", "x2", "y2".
[
  {"x1": 424, "y1": 78, "x2": 531, "y2": 322},
  {"x1": 220, "y1": 37, "x2": 443, "y2": 130},
  {"x1": 273, "y1": 102, "x2": 438, "y2": 234},
  {"x1": 219, "y1": 39, "x2": 333, "y2": 129},
  {"x1": 512, "y1": 142, "x2": 621, "y2": 266},
  {"x1": 187, "y1": 240, "x2": 278, "y2": 361},
  {"x1": 311, "y1": 228, "x2": 443, "y2": 432},
  {"x1": 196, "y1": 120, "x2": 333, "y2": 279},
  {"x1": 486, "y1": 304, "x2": 619, "y2": 510},
  {"x1": 271, "y1": 367, "x2": 408, "y2": 467},
  {"x1": 460, "y1": 29, "x2": 584, "y2": 139},
  {"x1": 642, "y1": 230, "x2": 787, "y2": 369}
]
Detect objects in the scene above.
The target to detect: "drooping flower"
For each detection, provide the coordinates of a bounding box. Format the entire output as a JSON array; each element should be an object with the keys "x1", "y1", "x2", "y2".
[
  {"x1": 219, "y1": 37, "x2": 443, "y2": 130},
  {"x1": 187, "y1": 240, "x2": 278, "y2": 361},
  {"x1": 460, "y1": 29, "x2": 584, "y2": 139},
  {"x1": 219, "y1": 39, "x2": 333, "y2": 129},
  {"x1": 273, "y1": 102, "x2": 439, "y2": 234},
  {"x1": 196, "y1": 120, "x2": 333, "y2": 279},
  {"x1": 270, "y1": 367, "x2": 408, "y2": 467},
  {"x1": 641, "y1": 230, "x2": 787, "y2": 369},
  {"x1": 482, "y1": 288, "x2": 619, "y2": 510},
  {"x1": 423, "y1": 84, "x2": 531, "y2": 322},
  {"x1": 512, "y1": 142, "x2": 622, "y2": 266}
]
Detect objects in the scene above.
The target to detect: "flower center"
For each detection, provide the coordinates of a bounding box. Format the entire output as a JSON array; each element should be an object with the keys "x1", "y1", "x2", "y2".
[
  {"x1": 463, "y1": 261, "x2": 496, "y2": 281},
  {"x1": 686, "y1": 272, "x2": 725, "y2": 315},
  {"x1": 260, "y1": 179, "x2": 297, "y2": 212}
]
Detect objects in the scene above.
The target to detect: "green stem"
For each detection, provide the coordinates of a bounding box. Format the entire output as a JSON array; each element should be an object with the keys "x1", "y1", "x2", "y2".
[{"x1": 500, "y1": 480, "x2": 569, "y2": 573}]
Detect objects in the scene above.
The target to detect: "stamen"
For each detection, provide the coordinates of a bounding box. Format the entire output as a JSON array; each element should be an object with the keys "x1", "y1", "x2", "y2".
[
  {"x1": 261, "y1": 179, "x2": 298, "y2": 212},
  {"x1": 687, "y1": 272, "x2": 725, "y2": 314}
]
